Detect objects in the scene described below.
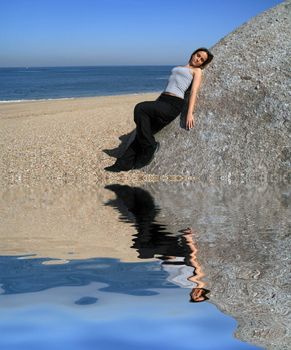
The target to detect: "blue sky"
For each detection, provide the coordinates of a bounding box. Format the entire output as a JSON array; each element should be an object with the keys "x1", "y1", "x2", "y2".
[{"x1": 0, "y1": 0, "x2": 283, "y2": 67}]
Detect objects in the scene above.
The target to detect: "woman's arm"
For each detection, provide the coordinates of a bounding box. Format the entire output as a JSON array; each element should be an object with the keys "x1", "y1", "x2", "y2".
[{"x1": 186, "y1": 68, "x2": 202, "y2": 130}]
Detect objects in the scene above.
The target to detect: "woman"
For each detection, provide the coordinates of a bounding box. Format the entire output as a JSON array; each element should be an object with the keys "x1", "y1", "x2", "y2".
[{"x1": 105, "y1": 48, "x2": 213, "y2": 172}]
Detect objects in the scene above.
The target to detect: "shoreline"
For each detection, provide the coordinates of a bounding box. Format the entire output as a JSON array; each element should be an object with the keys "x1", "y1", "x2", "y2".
[{"x1": 0, "y1": 90, "x2": 163, "y2": 104}]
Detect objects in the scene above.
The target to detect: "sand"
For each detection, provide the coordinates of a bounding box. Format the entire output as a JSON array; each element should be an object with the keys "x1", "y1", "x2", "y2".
[
  {"x1": 0, "y1": 93, "x2": 172, "y2": 262},
  {"x1": 0, "y1": 183, "x2": 144, "y2": 262},
  {"x1": 0, "y1": 92, "x2": 165, "y2": 187},
  {"x1": 0, "y1": 93, "x2": 193, "y2": 262}
]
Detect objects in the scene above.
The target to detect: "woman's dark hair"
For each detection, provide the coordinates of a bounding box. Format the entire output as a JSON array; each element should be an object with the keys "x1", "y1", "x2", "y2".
[
  {"x1": 189, "y1": 288, "x2": 210, "y2": 303},
  {"x1": 189, "y1": 47, "x2": 214, "y2": 69},
  {"x1": 184, "y1": 48, "x2": 214, "y2": 95}
]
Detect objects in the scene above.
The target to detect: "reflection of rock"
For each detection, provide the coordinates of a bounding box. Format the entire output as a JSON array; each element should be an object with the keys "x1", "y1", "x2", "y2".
[
  {"x1": 142, "y1": 182, "x2": 290, "y2": 350},
  {"x1": 147, "y1": 0, "x2": 291, "y2": 181}
]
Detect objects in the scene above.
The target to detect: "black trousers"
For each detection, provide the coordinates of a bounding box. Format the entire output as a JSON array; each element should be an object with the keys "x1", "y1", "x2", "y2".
[{"x1": 118, "y1": 93, "x2": 184, "y2": 167}]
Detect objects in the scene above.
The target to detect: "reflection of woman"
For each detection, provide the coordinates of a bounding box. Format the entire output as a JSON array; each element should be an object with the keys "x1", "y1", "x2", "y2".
[
  {"x1": 105, "y1": 48, "x2": 213, "y2": 172},
  {"x1": 105, "y1": 184, "x2": 187, "y2": 259},
  {"x1": 162, "y1": 227, "x2": 209, "y2": 303},
  {"x1": 179, "y1": 227, "x2": 210, "y2": 303},
  {"x1": 105, "y1": 184, "x2": 210, "y2": 302}
]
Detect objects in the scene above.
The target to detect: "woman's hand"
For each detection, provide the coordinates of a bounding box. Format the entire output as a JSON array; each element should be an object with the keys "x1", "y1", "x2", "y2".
[
  {"x1": 186, "y1": 114, "x2": 195, "y2": 130},
  {"x1": 179, "y1": 227, "x2": 193, "y2": 235},
  {"x1": 186, "y1": 68, "x2": 202, "y2": 130}
]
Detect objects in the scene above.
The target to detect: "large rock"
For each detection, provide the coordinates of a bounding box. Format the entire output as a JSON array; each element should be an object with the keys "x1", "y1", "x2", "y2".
[{"x1": 146, "y1": 0, "x2": 290, "y2": 182}]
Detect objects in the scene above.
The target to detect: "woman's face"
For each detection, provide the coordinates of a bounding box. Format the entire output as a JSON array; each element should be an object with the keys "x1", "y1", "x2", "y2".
[
  {"x1": 190, "y1": 51, "x2": 208, "y2": 67},
  {"x1": 190, "y1": 288, "x2": 207, "y2": 302}
]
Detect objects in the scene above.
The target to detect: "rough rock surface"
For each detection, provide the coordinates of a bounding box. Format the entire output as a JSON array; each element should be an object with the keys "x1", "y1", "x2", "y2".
[
  {"x1": 146, "y1": 1, "x2": 291, "y2": 182},
  {"x1": 141, "y1": 182, "x2": 290, "y2": 350}
]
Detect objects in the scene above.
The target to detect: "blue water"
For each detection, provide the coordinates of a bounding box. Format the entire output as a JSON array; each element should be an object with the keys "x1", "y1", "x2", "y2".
[
  {"x1": 0, "y1": 256, "x2": 261, "y2": 350},
  {"x1": 0, "y1": 66, "x2": 172, "y2": 102},
  {"x1": 0, "y1": 182, "x2": 265, "y2": 350}
]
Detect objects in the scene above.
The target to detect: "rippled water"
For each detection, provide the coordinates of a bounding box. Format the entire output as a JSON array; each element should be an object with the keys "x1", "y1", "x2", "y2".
[{"x1": 0, "y1": 182, "x2": 289, "y2": 350}]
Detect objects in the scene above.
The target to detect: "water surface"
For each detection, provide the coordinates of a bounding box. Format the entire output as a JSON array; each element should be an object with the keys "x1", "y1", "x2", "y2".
[
  {"x1": 0, "y1": 182, "x2": 289, "y2": 350},
  {"x1": 0, "y1": 66, "x2": 171, "y2": 101}
]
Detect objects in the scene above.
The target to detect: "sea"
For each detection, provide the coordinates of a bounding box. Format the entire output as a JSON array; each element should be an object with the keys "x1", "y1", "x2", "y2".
[{"x1": 0, "y1": 66, "x2": 172, "y2": 102}]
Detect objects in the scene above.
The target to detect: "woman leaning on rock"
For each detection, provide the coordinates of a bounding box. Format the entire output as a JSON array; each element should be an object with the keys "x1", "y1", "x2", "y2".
[{"x1": 105, "y1": 48, "x2": 214, "y2": 172}]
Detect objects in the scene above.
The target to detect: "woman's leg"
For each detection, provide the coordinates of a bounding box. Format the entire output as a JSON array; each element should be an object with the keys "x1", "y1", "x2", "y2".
[
  {"x1": 105, "y1": 101, "x2": 160, "y2": 172},
  {"x1": 104, "y1": 139, "x2": 137, "y2": 172},
  {"x1": 133, "y1": 100, "x2": 180, "y2": 168},
  {"x1": 105, "y1": 97, "x2": 182, "y2": 172},
  {"x1": 115, "y1": 137, "x2": 141, "y2": 169}
]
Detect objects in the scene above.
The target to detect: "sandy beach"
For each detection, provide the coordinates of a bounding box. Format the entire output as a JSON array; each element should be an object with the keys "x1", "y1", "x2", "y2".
[
  {"x1": 0, "y1": 92, "x2": 165, "y2": 187},
  {"x1": 0, "y1": 93, "x2": 187, "y2": 262},
  {"x1": 0, "y1": 93, "x2": 161, "y2": 261}
]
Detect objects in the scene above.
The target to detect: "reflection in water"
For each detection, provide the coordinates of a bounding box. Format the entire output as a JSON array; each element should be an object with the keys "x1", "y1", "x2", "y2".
[
  {"x1": 179, "y1": 227, "x2": 210, "y2": 303},
  {"x1": 105, "y1": 184, "x2": 209, "y2": 303},
  {"x1": 0, "y1": 181, "x2": 289, "y2": 350},
  {"x1": 0, "y1": 185, "x2": 140, "y2": 261},
  {"x1": 0, "y1": 256, "x2": 176, "y2": 297},
  {"x1": 105, "y1": 183, "x2": 290, "y2": 350}
]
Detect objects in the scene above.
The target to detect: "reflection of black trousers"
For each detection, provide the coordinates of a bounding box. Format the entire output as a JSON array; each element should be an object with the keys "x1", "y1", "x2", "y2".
[{"x1": 119, "y1": 93, "x2": 184, "y2": 167}]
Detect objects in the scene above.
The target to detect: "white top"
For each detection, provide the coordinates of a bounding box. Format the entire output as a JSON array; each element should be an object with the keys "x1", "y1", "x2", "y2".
[
  {"x1": 164, "y1": 66, "x2": 193, "y2": 99},
  {"x1": 162, "y1": 257, "x2": 195, "y2": 289}
]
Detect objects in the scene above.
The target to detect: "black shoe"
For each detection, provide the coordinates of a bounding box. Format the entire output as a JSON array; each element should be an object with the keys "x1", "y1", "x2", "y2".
[
  {"x1": 134, "y1": 142, "x2": 160, "y2": 169},
  {"x1": 104, "y1": 164, "x2": 122, "y2": 172},
  {"x1": 104, "y1": 159, "x2": 134, "y2": 172}
]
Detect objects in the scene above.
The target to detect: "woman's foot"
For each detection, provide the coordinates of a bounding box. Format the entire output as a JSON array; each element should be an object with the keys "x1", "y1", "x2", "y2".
[
  {"x1": 104, "y1": 142, "x2": 137, "y2": 172},
  {"x1": 134, "y1": 142, "x2": 160, "y2": 169},
  {"x1": 104, "y1": 159, "x2": 134, "y2": 172},
  {"x1": 104, "y1": 164, "x2": 122, "y2": 172}
]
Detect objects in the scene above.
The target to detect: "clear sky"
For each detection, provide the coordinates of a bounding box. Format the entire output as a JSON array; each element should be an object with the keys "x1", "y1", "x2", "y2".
[{"x1": 0, "y1": 0, "x2": 283, "y2": 67}]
